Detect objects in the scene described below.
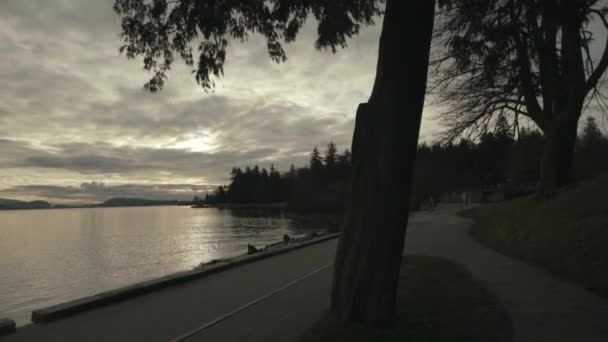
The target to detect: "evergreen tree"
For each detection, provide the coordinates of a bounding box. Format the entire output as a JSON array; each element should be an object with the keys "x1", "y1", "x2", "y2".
[
  {"x1": 508, "y1": 128, "x2": 544, "y2": 184},
  {"x1": 324, "y1": 142, "x2": 338, "y2": 169},
  {"x1": 494, "y1": 115, "x2": 512, "y2": 141},
  {"x1": 282, "y1": 164, "x2": 298, "y2": 200},
  {"x1": 269, "y1": 164, "x2": 282, "y2": 202},
  {"x1": 336, "y1": 148, "x2": 353, "y2": 179},
  {"x1": 577, "y1": 116, "x2": 608, "y2": 179},
  {"x1": 476, "y1": 116, "x2": 514, "y2": 186},
  {"x1": 228, "y1": 167, "x2": 244, "y2": 203},
  {"x1": 310, "y1": 146, "x2": 323, "y2": 174},
  {"x1": 581, "y1": 116, "x2": 605, "y2": 148},
  {"x1": 215, "y1": 186, "x2": 227, "y2": 203},
  {"x1": 260, "y1": 167, "x2": 270, "y2": 202},
  {"x1": 288, "y1": 164, "x2": 297, "y2": 179},
  {"x1": 322, "y1": 141, "x2": 337, "y2": 181}
]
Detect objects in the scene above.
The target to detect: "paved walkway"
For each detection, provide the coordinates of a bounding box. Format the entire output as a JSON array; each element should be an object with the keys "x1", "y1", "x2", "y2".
[
  {"x1": 5, "y1": 240, "x2": 337, "y2": 342},
  {"x1": 406, "y1": 205, "x2": 608, "y2": 342},
  {"x1": 6, "y1": 205, "x2": 608, "y2": 341}
]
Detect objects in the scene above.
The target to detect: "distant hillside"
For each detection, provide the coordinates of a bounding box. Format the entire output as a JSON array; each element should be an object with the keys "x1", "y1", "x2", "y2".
[
  {"x1": 0, "y1": 198, "x2": 52, "y2": 210},
  {"x1": 0, "y1": 197, "x2": 191, "y2": 210},
  {"x1": 99, "y1": 197, "x2": 180, "y2": 207}
]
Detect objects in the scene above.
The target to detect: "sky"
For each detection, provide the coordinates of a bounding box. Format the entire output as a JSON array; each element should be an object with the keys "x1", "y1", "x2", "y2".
[
  {"x1": 0, "y1": 0, "x2": 446, "y2": 204},
  {"x1": 1, "y1": 1, "x2": 606, "y2": 204}
]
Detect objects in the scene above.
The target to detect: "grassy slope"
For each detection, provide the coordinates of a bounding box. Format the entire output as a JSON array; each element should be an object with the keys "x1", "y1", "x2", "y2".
[
  {"x1": 300, "y1": 256, "x2": 513, "y2": 342},
  {"x1": 461, "y1": 172, "x2": 608, "y2": 297}
]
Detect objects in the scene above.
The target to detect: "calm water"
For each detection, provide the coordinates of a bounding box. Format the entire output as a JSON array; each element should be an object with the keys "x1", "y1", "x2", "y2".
[{"x1": 0, "y1": 206, "x2": 314, "y2": 325}]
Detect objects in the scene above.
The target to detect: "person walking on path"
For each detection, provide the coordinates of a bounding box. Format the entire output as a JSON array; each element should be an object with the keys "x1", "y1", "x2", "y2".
[{"x1": 461, "y1": 191, "x2": 468, "y2": 207}]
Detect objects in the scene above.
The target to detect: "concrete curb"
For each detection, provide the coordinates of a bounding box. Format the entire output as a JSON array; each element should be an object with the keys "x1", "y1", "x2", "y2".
[
  {"x1": 30, "y1": 232, "x2": 340, "y2": 324},
  {"x1": 0, "y1": 318, "x2": 16, "y2": 336}
]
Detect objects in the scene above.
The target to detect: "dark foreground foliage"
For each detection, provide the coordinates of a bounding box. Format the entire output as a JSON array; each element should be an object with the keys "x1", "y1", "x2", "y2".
[{"x1": 299, "y1": 255, "x2": 513, "y2": 342}]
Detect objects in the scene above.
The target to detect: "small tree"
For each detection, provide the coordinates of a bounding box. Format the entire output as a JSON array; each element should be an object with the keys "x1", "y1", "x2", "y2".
[{"x1": 580, "y1": 116, "x2": 605, "y2": 148}]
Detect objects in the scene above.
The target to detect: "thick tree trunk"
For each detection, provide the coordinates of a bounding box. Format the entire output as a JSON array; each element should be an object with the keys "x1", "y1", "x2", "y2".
[
  {"x1": 537, "y1": 1, "x2": 586, "y2": 199},
  {"x1": 537, "y1": 111, "x2": 580, "y2": 197},
  {"x1": 330, "y1": 0, "x2": 435, "y2": 324},
  {"x1": 537, "y1": 7, "x2": 585, "y2": 198}
]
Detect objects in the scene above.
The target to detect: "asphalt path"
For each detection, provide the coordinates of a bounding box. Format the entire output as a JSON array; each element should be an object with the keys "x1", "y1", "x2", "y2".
[{"x1": 405, "y1": 205, "x2": 608, "y2": 342}]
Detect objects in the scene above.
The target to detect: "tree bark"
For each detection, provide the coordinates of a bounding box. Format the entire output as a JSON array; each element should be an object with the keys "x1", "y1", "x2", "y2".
[
  {"x1": 330, "y1": 0, "x2": 435, "y2": 325},
  {"x1": 537, "y1": 4, "x2": 585, "y2": 198},
  {"x1": 537, "y1": 110, "x2": 580, "y2": 197}
]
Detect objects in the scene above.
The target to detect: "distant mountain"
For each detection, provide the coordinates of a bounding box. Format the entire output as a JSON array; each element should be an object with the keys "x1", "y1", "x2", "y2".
[
  {"x1": 52, "y1": 203, "x2": 97, "y2": 209},
  {"x1": 0, "y1": 198, "x2": 52, "y2": 210},
  {"x1": 99, "y1": 197, "x2": 180, "y2": 207},
  {"x1": 0, "y1": 197, "x2": 190, "y2": 210}
]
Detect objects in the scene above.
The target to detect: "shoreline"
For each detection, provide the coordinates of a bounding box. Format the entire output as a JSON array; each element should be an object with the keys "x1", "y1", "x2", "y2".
[
  {"x1": 5, "y1": 231, "x2": 339, "y2": 331},
  {"x1": 192, "y1": 202, "x2": 287, "y2": 209}
]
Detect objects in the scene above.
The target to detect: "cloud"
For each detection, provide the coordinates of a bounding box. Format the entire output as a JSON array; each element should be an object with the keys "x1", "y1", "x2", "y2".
[
  {"x1": 0, "y1": 0, "x2": 444, "y2": 202},
  {"x1": 4, "y1": 139, "x2": 276, "y2": 180},
  {"x1": 1, "y1": 133, "x2": 352, "y2": 197}
]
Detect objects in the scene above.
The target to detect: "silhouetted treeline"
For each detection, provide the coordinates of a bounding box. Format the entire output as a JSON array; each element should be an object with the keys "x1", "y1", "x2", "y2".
[
  {"x1": 202, "y1": 118, "x2": 608, "y2": 212},
  {"x1": 202, "y1": 142, "x2": 352, "y2": 213},
  {"x1": 412, "y1": 127, "x2": 539, "y2": 203},
  {"x1": 412, "y1": 116, "x2": 608, "y2": 204}
]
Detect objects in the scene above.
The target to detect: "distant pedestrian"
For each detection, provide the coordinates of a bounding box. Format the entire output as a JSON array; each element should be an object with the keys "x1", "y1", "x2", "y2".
[
  {"x1": 431, "y1": 195, "x2": 439, "y2": 210},
  {"x1": 461, "y1": 192, "x2": 468, "y2": 207}
]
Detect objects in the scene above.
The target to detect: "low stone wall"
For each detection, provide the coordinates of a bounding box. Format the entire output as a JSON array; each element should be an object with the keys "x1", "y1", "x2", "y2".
[{"x1": 28, "y1": 232, "x2": 340, "y2": 325}]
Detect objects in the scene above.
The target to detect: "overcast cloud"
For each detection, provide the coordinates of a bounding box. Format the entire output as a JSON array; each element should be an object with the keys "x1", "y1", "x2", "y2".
[{"x1": 0, "y1": 0, "x2": 445, "y2": 203}]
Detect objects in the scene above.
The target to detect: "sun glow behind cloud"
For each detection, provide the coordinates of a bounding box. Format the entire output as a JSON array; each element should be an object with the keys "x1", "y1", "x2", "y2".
[{"x1": 167, "y1": 130, "x2": 220, "y2": 153}]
